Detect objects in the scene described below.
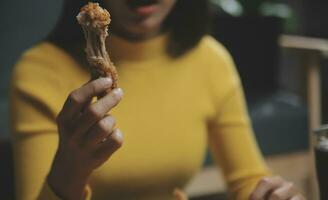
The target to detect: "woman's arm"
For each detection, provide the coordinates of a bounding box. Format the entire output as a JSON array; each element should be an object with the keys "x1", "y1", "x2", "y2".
[
  {"x1": 11, "y1": 53, "x2": 67, "y2": 200},
  {"x1": 208, "y1": 84, "x2": 271, "y2": 200},
  {"x1": 13, "y1": 133, "x2": 93, "y2": 200},
  {"x1": 13, "y1": 132, "x2": 60, "y2": 200},
  {"x1": 12, "y1": 76, "x2": 123, "y2": 200},
  {"x1": 205, "y1": 36, "x2": 305, "y2": 200},
  {"x1": 11, "y1": 47, "x2": 123, "y2": 200},
  {"x1": 208, "y1": 86, "x2": 305, "y2": 200}
]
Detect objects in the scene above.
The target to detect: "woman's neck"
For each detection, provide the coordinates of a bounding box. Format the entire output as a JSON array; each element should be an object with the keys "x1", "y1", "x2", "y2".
[{"x1": 110, "y1": 26, "x2": 163, "y2": 42}]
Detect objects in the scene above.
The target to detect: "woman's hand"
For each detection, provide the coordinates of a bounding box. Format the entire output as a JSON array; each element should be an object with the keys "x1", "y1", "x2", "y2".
[
  {"x1": 48, "y1": 77, "x2": 123, "y2": 200},
  {"x1": 249, "y1": 176, "x2": 306, "y2": 200}
]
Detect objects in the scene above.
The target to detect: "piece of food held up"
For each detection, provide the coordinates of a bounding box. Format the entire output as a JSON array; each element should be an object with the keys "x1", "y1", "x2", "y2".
[{"x1": 77, "y1": 2, "x2": 118, "y2": 89}]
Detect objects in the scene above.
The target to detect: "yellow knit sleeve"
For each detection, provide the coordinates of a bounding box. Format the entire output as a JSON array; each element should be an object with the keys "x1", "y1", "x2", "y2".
[
  {"x1": 203, "y1": 36, "x2": 271, "y2": 199},
  {"x1": 10, "y1": 44, "x2": 91, "y2": 200},
  {"x1": 38, "y1": 181, "x2": 64, "y2": 200},
  {"x1": 38, "y1": 181, "x2": 92, "y2": 200}
]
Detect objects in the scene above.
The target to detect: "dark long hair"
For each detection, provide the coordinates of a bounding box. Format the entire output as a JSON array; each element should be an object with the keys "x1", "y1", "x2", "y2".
[{"x1": 47, "y1": 0, "x2": 210, "y2": 57}]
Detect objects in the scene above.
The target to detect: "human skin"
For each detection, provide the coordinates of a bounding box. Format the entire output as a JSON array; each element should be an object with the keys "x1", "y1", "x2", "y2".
[{"x1": 249, "y1": 176, "x2": 305, "y2": 200}]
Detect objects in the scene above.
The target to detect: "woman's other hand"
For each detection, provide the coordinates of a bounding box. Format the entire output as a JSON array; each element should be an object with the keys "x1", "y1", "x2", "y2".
[
  {"x1": 48, "y1": 77, "x2": 123, "y2": 200},
  {"x1": 249, "y1": 176, "x2": 306, "y2": 200}
]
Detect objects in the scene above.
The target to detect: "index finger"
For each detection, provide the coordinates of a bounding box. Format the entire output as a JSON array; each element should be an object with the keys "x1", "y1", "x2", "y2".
[{"x1": 58, "y1": 77, "x2": 112, "y2": 122}]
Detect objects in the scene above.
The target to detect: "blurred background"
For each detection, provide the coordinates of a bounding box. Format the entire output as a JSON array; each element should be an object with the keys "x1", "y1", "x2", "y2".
[{"x1": 0, "y1": 0, "x2": 327, "y2": 199}]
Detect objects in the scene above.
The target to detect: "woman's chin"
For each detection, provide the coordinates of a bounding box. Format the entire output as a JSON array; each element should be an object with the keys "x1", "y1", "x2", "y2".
[{"x1": 125, "y1": 22, "x2": 162, "y2": 39}]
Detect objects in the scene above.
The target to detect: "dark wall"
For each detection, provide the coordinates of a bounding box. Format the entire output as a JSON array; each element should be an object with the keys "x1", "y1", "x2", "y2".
[
  {"x1": 0, "y1": 0, "x2": 62, "y2": 137},
  {"x1": 303, "y1": 0, "x2": 328, "y2": 38}
]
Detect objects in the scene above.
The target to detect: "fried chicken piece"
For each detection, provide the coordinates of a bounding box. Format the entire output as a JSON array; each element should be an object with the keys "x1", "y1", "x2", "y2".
[
  {"x1": 173, "y1": 188, "x2": 189, "y2": 200},
  {"x1": 77, "y1": 2, "x2": 118, "y2": 88}
]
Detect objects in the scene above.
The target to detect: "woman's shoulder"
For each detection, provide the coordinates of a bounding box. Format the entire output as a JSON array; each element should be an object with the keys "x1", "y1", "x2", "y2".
[
  {"x1": 21, "y1": 42, "x2": 65, "y2": 59},
  {"x1": 191, "y1": 35, "x2": 238, "y2": 79},
  {"x1": 13, "y1": 42, "x2": 78, "y2": 76},
  {"x1": 11, "y1": 42, "x2": 89, "y2": 106},
  {"x1": 196, "y1": 35, "x2": 235, "y2": 67},
  {"x1": 193, "y1": 35, "x2": 241, "y2": 98},
  {"x1": 198, "y1": 35, "x2": 227, "y2": 53},
  {"x1": 12, "y1": 42, "x2": 88, "y2": 90}
]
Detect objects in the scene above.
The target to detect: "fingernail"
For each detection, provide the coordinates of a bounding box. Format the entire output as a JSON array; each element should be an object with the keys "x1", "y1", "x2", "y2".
[
  {"x1": 103, "y1": 77, "x2": 112, "y2": 87},
  {"x1": 114, "y1": 129, "x2": 124, "y2": 140},
  {"x1": 113, "y1": 88, "x2": 123, "y2": 98}
]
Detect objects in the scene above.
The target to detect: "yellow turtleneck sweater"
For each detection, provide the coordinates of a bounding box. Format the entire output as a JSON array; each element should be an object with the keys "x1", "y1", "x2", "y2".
[{"x1": 10, "y1": 34, "x2": 270, "y2": 200}]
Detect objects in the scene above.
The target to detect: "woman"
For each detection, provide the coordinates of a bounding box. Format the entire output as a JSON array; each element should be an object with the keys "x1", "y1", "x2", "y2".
[{"x1": 10, "y1": 0, "x2": 305, "y2": 199}]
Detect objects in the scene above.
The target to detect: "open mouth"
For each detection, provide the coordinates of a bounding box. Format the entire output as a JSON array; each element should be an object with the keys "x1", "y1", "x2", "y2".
[{"x1": 126, "y1": 0, "x2": 159, "y2": 9}]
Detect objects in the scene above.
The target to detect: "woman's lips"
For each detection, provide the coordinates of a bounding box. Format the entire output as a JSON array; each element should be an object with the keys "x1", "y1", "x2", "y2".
[
  {"x1": 126, "y1": 0, "x2": 159, "y2": 16},
  {"x1": 133, "y1": 4, "x2": 159, "y2": 16}
]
